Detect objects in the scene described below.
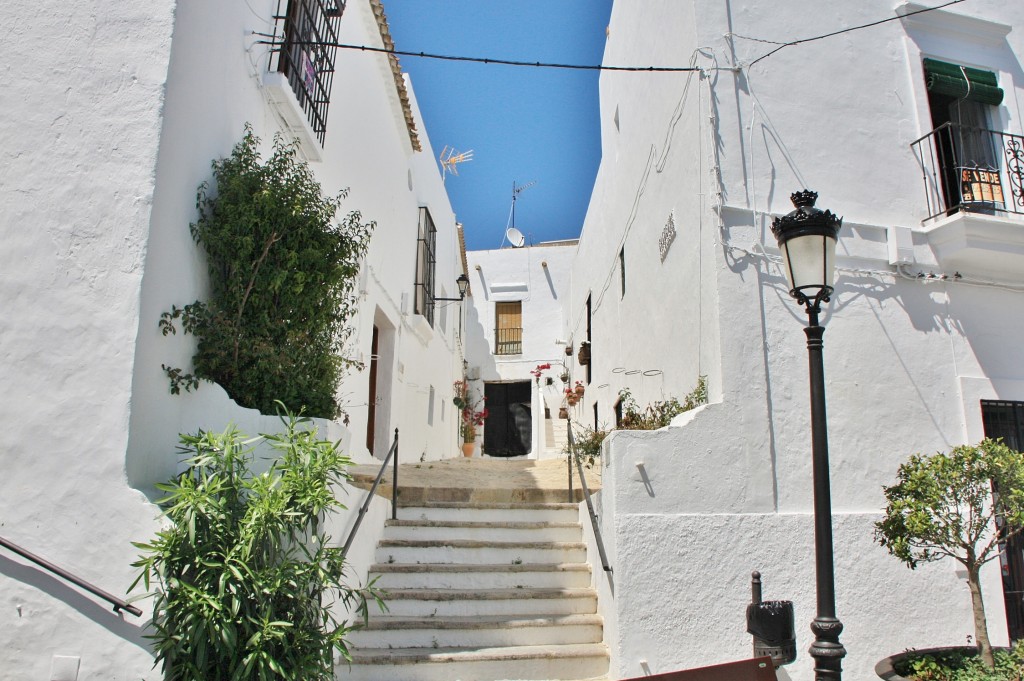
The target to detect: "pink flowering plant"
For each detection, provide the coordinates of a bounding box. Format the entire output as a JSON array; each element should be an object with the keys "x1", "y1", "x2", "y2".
[
  {"x1": 530, "y1": 363, "x2": 552, "y2": 382},
  {"x1": 453, "y1": 380, "x2": 488, "y2": 442}
]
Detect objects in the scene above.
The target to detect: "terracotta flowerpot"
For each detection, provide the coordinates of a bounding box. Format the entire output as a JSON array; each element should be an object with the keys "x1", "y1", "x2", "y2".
[{"x1": 462, "y1": 442, "x2": 475, "y2": 457}]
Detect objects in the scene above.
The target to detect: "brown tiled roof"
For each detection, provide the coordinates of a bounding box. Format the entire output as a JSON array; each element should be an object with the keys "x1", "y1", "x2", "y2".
[{"x1": 371, "y1": 0, "x2": 422, "y2": 152}]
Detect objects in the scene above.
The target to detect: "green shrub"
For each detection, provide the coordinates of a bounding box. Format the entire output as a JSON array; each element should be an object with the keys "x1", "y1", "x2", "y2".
[
  {"x1": 130, "y1": 412, "x2": 380, "y2": 680},
  {"x1": 160, "y1": 126, "x2": 373, "y2": 419},
  {"x1": 617, "y1": 376, "x2": 707, "y2": 431},
  {"x1": 896, "y1": 643, "x2": 1024, "y2": 681},
  {"x1": 568, "y1": 426, "x2": 609, "y2": 468}
]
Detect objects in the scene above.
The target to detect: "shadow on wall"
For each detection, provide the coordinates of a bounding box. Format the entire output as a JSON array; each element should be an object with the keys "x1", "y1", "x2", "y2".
[{"x1": 0, "y1": 554, "x2": 151, "y2": 650}]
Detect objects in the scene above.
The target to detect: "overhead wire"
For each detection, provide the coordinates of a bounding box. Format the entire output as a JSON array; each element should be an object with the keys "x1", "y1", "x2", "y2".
[{"x1": 256, "y1": 1, "x2": 970, "y2": 75}]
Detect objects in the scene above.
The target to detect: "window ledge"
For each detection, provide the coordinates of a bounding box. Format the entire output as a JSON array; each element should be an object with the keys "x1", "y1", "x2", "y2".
[
  {"x1": 261, "y1": 71, "x2": 323, "y2": 162},
  {"x1": 922, "y1": 211, "x2": 1024, "y2": 280},
  {"x1": 409, "y1": 313, "x2": 434, "y2": 346}
]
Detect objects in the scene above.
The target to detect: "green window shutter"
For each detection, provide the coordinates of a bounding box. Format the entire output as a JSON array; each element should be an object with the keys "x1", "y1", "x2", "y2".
[{"x1": 924, "y1": 58, "x2": 1004, "y2": 106}]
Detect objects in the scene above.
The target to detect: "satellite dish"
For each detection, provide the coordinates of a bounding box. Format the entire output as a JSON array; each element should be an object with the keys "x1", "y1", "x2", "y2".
[{"x1": 505, "y1": 227, "x2": 526, "y2": 248}]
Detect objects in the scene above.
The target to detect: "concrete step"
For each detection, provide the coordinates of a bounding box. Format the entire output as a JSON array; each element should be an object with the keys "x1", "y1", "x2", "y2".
[
  {"x1": 384, "y1": 518, "x2": 583, "y2": 543},
  {"x1": 375, "y1": 539, "x2": 586, "y2": 565},
  {"x1": 369, "y1": 562, "x2": 592, "y2": 589},
  {"x1": 348, "y1": 613, "x2": 603, "y2": 649},
  {"x1": 343, "y1": 642, "x2": 610, "y2": 681},
  {"x1": 375, "y1": 587, "x2": 598, "y2": 617},
  {"x1": 398, "y1": 501, "x2": 580, "y2": 524}
]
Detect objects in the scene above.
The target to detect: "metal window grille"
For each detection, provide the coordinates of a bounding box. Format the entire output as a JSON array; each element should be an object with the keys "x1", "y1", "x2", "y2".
[
  {"x1": 269, "y1": 0, "x2": 345, "y2": 145},
  {"x1": 414, "y1": 207, "x2": 437, "y2": 326},
  {"x1": 495, "y1": 301, "x2": 522, "y2": 355}
]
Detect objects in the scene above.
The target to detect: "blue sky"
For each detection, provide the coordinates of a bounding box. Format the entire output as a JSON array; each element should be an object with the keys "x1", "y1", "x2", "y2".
[{"x1": 383, "y1": 1, "x2": 613, "y2": 250}]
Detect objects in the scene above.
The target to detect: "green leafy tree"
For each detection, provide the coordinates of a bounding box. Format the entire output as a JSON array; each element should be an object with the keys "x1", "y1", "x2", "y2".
[
  {"x1": 131, "y1": 413, "x2": 379, "y2": 680},
  {"x1": 875, "y1": 439, "x2": 1024, "y2": 667},
  {"x1": 161, "y1": 126, "x2": 373, "y2": 419}
]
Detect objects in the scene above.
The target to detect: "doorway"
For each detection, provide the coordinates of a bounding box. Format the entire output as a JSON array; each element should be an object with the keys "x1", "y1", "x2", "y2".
[
  {"x1": 981, "y1": 399, "x2": 1024, "y2": 642},
  {"x1": 483, "y1": 381, "x2": 532, "y2": 457}
]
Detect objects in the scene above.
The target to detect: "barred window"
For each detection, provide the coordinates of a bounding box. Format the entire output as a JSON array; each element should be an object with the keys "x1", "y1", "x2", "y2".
[
  {"x1": 414, "y1": 207, "x2": 437, "y2": 326},
  {"x1": 270, "y1": 0, "x2": 346, "y2": 145}
]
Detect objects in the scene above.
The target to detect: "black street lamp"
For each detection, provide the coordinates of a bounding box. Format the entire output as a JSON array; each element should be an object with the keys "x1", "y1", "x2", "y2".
[
  {"x1": 435, "y1": 274, "x2": 471, "y2": 302},
  {"x1": 771, "y1": 190, "x2": 846, "y2": 681}
]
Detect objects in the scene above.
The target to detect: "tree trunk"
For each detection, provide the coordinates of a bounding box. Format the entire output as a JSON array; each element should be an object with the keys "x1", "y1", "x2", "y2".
[{"x1": 967, "y1": 564, "x2": 995, "y2": 667}]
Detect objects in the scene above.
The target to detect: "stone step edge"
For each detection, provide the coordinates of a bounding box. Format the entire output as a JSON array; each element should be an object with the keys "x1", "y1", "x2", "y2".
[
  {"x1": 378, "y1": 539, "x2": 586, "y2": 550},
  {"x1": 370, "y1": 562, "x2": 591, "y2": 574},
  {"x1": 358, "y1": 613, "x2": 603, "y2": 631},
  {"x1": 397, "y1": 501, "x2": 580, "y2": 511},
  {"x1": 379, "y1": 587, "x2": 597, "y2": 601},
  {"x1": 348, "y1": 642, "x2": 609, "y2": 666},
  {"x1": 386, "y1": 519, "x2": 582, "y2": 530}
]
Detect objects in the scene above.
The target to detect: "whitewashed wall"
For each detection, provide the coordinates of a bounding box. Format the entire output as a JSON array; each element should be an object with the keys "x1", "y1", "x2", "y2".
[
  {"x1": 465, "y1": 242, "x2": 576, "y2": 455},
  {"x1": 574, "y1": 1, "x2": 1024, "y2": 679},
  {"x1": 1, "y1": 0, "x2": 462, "y2": 677}
]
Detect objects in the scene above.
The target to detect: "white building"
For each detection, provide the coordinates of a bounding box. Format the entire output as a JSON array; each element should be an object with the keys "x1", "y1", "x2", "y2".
[
  {"x1": 2, "y1": 0, "x2": 465, "y2": 677},
  {"x1": 464, "y1": 241, "x2": 577, "y2": 458},
  {"x1": 567, "y1": 1, "x2": 1024, "y2": 679}
]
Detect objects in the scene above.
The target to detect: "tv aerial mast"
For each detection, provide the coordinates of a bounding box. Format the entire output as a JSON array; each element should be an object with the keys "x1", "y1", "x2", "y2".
[
  {"x1": 439, "y1": 146, "x2": 474, "y2": 184},
  {"x1": 503, "y1": 180, "x2": 536, "y2": 248}
]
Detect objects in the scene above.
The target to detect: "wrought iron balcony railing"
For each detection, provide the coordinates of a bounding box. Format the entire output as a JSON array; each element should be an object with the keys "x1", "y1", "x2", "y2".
[
  {"x1": 911, "y1": 122, "x2": 1024, "y2": 222},
  {"x1": 495, "y1": 327, "x2": 522, "y2": 355}
]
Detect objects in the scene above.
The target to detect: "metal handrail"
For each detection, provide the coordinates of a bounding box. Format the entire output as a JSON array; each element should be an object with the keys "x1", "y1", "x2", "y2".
[
  {"x1": 341, "y1": 428, "x2": 398, "y2": 558},
  {"x1": 0, "y1": 536, "x2": 143, "y2": 617},
  {"x1": 566, "y1": 423, "x2": 612, "y2": 573}
]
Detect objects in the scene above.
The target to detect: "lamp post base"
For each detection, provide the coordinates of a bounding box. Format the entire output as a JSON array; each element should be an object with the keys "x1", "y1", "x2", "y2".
[{"x1": 810, "y1": 616, "x2": 846, "y2": 681}]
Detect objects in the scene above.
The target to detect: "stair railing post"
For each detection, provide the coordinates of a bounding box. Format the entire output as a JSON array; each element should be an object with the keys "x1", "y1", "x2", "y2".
[{"x1": 391, "y1": 427, "x2": 399, "y2": 520}]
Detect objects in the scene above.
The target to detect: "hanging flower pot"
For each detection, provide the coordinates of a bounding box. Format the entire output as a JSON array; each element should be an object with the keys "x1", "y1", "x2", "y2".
[
  {"x1": 578, "y1": 341, "x2": 591, "y2": 366},
  {"x1": 574, "y1": 381, "x2": 585, "y2": 397}
]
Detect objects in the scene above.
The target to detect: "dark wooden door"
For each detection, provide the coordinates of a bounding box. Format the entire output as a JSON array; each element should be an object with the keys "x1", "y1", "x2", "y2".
[
  {"x1": 483, "y1": 381, "x2": 532, "y2": 457},
  {"x1": 982, "y1": 400, "x2": 1024, "y2": 642}
]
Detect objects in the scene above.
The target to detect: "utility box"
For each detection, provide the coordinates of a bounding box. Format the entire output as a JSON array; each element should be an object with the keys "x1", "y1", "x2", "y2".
[{"x1": 746, "y1": 571, "x2": 796, "y2": 668}]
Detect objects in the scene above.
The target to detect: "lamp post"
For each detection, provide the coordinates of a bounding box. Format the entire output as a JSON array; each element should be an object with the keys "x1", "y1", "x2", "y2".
[{"x1": 771, "y1": 190, "x2": 846, "y2": 681}]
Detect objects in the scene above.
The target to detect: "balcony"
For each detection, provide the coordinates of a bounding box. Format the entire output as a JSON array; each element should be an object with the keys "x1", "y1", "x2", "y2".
[
  {"x1": 495, "y1": 327, "x2": 523, "y2": 355},
  {"x1": 911, "y1": 122, "x2": 1024, "y2": 222},
  {"x1": 911, "y1": 123, "x2": 1024, "y2": 280}
]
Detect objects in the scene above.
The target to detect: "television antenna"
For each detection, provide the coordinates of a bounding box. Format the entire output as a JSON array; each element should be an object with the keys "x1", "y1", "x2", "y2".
[
  {"x1": 502, "y1": 180, "x2": 536, "y2": 247},
  {"x1": 439, "y1": 146, "x2": 474, "y2": 183}
]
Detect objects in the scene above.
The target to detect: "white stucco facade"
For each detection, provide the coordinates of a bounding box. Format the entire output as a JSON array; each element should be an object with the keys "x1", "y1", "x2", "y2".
[
  {"x1": 464, "y1": 242, "x2": 577, "y2": 457},
  {"x1": 570, "y1": 1, "x2": 1024, "y2": 679},
  {"x1": 2, "y1": 1, "x2": 464, "y2": 677}
]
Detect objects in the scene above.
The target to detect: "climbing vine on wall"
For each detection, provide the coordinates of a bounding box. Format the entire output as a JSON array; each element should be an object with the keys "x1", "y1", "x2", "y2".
[{"x1": 160, "y1": 126, "x2": 373, "y2": 419}]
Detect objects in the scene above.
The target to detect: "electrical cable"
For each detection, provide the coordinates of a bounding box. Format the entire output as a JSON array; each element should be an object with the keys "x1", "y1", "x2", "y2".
[
  {"x1": 747, "y1": 0, "x2": 968, "y2": 68},
  {"x1": 256, "y1": 2, "x2": 967, "y2": 76}
]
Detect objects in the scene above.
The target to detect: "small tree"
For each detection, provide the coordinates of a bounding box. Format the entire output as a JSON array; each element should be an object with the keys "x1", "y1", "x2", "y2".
[
  {"x1": 131, "y1": 412, "x2": 379, "y2": 680},
  {"x1": 875, "y1": 439, "x2": 1024, "y2": 667}
]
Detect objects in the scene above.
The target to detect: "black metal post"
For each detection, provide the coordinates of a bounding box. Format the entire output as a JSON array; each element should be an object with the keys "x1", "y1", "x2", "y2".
[
  {"x1": 391, "y1": 427, "x2": 399, "y2": 521},
  {"x1": 804, "y1": 307, "x2": 845, "y2": 681}
]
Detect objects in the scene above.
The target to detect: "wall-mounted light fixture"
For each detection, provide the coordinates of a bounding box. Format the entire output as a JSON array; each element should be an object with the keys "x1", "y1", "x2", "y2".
[{"x1": 435, "y1": 274, "x2": 471, "y2": 302}]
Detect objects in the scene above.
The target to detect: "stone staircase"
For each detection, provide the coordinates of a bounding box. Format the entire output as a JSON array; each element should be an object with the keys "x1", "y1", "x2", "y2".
[{"x1": 343, "y1": 494, "x2": 608, "y2": 681}]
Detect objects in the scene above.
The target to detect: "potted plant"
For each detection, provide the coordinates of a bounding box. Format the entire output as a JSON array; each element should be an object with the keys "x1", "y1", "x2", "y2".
[
  {"x1": 874, "y1": 439, "x2": 1024, "y2": 677},
  {"x1": 453, "y1": 380, "x2": 488, "y2": 457},
  {"x1": 530, "y1": 362, "x2": 552, "y2": 384}
]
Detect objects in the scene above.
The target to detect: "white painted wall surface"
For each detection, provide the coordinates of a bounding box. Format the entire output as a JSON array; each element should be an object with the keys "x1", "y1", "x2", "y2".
[
  {"x1": 574, "y1": 1, "x2": 1024, "y2": 678},
  {"x1": 1, "y1": 1, "x2": 176, "y2": 677},
  {"x1": 465, "y1": 242, "x2": 577, "y2": 456},
  {"x1": 3, "y1": 0, "x2": 462, "y2": 676}
]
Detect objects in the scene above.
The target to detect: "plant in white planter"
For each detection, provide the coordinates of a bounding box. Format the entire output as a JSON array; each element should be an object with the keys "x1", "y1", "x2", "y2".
[{"x1": 874, "y1": 439, "x2": 1024, "y2": 668}]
